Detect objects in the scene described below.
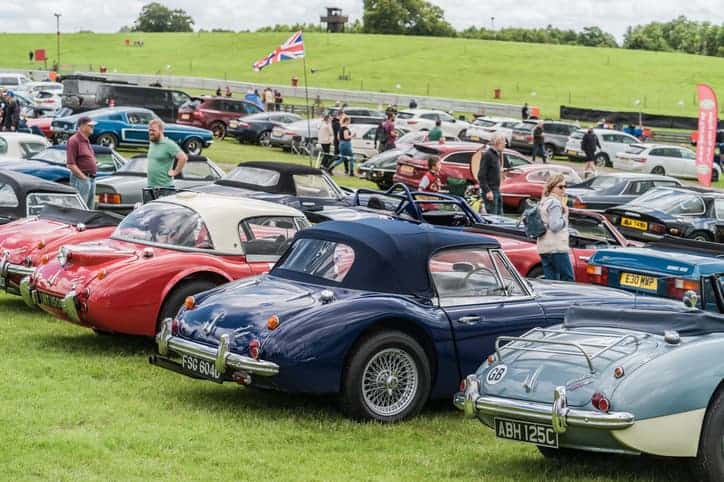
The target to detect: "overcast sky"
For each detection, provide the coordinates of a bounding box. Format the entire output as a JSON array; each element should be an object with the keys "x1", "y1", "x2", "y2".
[{"x1": 1, "y1": 1, "x2": 722, "y2": 41}]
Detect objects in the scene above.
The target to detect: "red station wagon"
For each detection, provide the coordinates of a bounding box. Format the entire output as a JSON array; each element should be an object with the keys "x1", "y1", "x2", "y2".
[{"x1": 176, "y1": 97, "x2": 263, "y2": 140}]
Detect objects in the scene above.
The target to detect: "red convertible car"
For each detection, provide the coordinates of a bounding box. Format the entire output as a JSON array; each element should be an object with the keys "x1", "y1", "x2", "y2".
[
  {"x1": 21, "y1": 191, "x2": 308, "y2": 336},
  {"x1": 469, "y1": 209, "x2": 638, "y2": 281},
  {"x1": 0, "y1": 205, "x2": 122, "y2": 296},
  {"x1": 500, "y1": 164, "x2": 581, "y2": 213}
]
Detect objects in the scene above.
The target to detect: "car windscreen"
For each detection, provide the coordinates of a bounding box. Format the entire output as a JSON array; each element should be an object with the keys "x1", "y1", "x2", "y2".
[
  {"x1": 27, "y1": 193, "x2": 85, "y2": 216},
  {"x1": 275, "y1": 238, "x2": 355, "y2": 282},
  {"x1": 113, "y1": 202, "x2": 213, "y2": 249},
  {"x1": 473, "y1": 119, "x2": 497, "y2": 128},
  {"x1": 396, "y1": 112, "x2": 415, "y2": 119},
  {"x1": 180, "y1": 99, "x2": 202, "y2": 110},
  {"x1": 31, "y1": 149, "x2": 66, "y2": 165},
  {"x1": 624, "y1": 145, "x2": 647, "y2": 155},
  {"x1": 570, "y1": 131, "x2": 584, "y2": 140},
  {"x1": 293, "y1": 174, "x2": 337, "y2": 198},
  {"x1": 588, "y1": 176, "x2": 620, "y2": 191},
  {"x1": 629, "y1": 190, "x2": 705, "y2": 215},
  {"x1": 225, "y1": 166, "x2": 280, "y2": 187},
  {"x1": 117, "y1": 157, "x2": 148, "y2": 174}
]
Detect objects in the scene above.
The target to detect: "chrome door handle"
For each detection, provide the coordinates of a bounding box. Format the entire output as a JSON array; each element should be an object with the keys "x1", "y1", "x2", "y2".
[
  {"x1": 579, "y1": 256, "x2": 590, "y2": 262},
  {"x1": 458, "y1": 315, "x2": 481, "y2": 325}
]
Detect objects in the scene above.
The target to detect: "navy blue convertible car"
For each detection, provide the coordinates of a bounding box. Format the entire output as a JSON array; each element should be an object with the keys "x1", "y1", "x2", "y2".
[{"x1": 152, "y1": 218, "x2": 646, "y2": 422}]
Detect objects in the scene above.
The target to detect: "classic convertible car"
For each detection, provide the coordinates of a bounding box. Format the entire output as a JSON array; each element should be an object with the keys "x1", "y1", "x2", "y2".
[
  {"x1": 51, "y1": 107, "x2": 214, "y2": 154},
  {"x1": 151, "y1": 218, "x2": 644, "y2": 423},
  {"x1": 0, "y1": 144, "x2": 127, "y2": 183},
  {"x1": 471, "y1": 209, "x2": 636, "y2": 280},
  {"x1": 605, "y1": 187, "x2": 724, "y2": 243},
  {"x1": 587, "y1": 236, "x2": 724, "y2": 311},
  {"x1": 193, "y1": 161, "x2": 349, "y2": 212},
  {"x1": 0, "y1": 170, "x2": 86, "y2": 224},
  {"x1": 0, "y1": 205, "x2": 122, "y2": 295},
  {"x1": 95, "y1": 155, "x2": 225, "y2": 214},
  {"x1": 456, "y1": 304, "x2": 723, "y2": 482},
  {"x1": 567, "y1": 172, "x2": 682, "y2": 212},
  {"x1": 22, "y1": 192, "x2": 308, "y2": 336}
]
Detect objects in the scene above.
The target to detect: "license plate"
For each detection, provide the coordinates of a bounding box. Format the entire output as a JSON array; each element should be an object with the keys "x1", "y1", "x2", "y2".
[
  {"x1": 181, "y1": 114, "x2": 190, "y2": 120},
  {"x1": 620, "y1": 272, "x2": 658, "y2": 291},
  {"x1": 495, "y1": 418, "x2": 558, "y2": 448},
  {"x1": 37, "y1": 291, "x2": 64, "y2": 309},
  {"x1": 181, "y1": 354, "x2": 223, "y2": 381},
  {"x1": 400, "y1": 165, "x2": 414, "y2": 175},
  {"x1": 621, "y1": 217, "x2": 648, "y2": 231},
  {"x1": 470, "y1": 135, "x2": 480, "y2": 141},
  {"x1": 567, "y1": 149, "x2": 579, "y2": 156}
]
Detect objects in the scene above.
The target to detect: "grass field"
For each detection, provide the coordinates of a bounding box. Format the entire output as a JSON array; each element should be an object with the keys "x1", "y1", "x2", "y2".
[
  {"x1": 0, "y1": 291, "x2": 694, "y2": 481},
  {"x1": 1, "y1": 32, "x2": 724, "y2": 117}
]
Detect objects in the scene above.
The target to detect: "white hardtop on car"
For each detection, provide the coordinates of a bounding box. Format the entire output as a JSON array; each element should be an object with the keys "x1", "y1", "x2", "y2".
[
  {"x1": 157, "y1": 191, "x2": 305, "y2": 254},
  {"x1": 0, "y1": 132, "x2": 51, "y2": 160},
  {"x1": 395, "y1": 109, "x2": 471, "y2": 138},
  {"x1": 465, "y1": 117, "x2": 521, "y2": 144}
]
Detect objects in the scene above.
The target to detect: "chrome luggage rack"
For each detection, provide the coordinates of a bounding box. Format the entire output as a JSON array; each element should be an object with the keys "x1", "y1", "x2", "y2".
[{"x1": 494, "y1": 328, "x2": 642, "y2": 373}]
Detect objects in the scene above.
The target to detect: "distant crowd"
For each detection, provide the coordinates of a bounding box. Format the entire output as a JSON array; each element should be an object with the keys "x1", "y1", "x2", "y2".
[{"x1": 215, "y1": 85, "x2": 284, "y2": 111}]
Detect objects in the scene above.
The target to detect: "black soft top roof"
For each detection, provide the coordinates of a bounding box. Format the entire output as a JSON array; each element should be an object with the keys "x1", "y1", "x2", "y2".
[
  {"x1": 0, "y1": 170, "x2": 77, "y2": 196},
  {"x1": 216, "y1": 161, "x2": 325, "y2": 194},
  {"x1": 564, "y1": 305, "x2": 724, "y2": 336},
  {"x1": 38, "y1": 204, "x2": 124, "y2": 227},
  {"x1": 236, "y1": 161, "x2": 323, "y2": 176}
]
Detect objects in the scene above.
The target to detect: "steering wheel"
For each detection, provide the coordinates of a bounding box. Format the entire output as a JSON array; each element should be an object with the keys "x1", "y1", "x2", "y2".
[{"x1": 462, "y1": 266, "x2": 498, "y2": 286}]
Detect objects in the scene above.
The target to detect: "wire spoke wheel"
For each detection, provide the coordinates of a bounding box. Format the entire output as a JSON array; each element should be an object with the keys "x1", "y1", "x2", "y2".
[{"x1": 361, "y1": 348, "x2": 419, "y2": 418}]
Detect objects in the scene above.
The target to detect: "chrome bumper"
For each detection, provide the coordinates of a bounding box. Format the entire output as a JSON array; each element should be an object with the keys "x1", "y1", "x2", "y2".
[
  {"x1": 18, "y1": 276, "x2": 81, "y2": 323},
  {"x1": 0, "y1": 259, "x2": 34, "y2": 292},
  {"x1": 155, "y1": 319, "x2": 279, "y2": 377},
  {"x1": 455, "y1": 376, "x2": 634, "y2": 432}
]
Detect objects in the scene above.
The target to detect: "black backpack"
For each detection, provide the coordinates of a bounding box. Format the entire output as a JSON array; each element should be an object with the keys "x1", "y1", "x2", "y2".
[{"x1": 520, "y1": 204, "x2": 546, "y2": 239}]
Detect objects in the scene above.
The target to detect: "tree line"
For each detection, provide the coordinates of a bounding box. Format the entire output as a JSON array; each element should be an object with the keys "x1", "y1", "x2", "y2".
[{"x1": 124, "y1": 2, "x2": 724, "y2": 57}]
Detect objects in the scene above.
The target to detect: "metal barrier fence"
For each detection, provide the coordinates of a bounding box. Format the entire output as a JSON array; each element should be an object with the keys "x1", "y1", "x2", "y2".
[{"x1": 7, "y1": 68, "x2": 523, "y2": 118}]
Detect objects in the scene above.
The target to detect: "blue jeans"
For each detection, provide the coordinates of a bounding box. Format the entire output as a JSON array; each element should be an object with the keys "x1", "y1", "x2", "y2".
[
  {"x1": 70, "y1": 173, "x2": 96, "y2": 210},
  {"x1": 484, "y1": 190, "x2": 502, "y2": 215},
  {"x1": 540, "y1": 252, "x2": 575, "y2": 281},
  {"x1": 331, "y1": 140, "x2": 354, "y2": 174},
  {"x1": 531, "y1": 143, "x2": 547, "y2": 162}
]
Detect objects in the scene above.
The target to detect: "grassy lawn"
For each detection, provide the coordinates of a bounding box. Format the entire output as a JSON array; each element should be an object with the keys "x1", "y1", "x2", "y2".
[
  {"x1": 2, "y1": 32, "x2": 723, "y2": 117},
  {"x1": 0, "y1": 292, "x2": 692, "y2": 481}
]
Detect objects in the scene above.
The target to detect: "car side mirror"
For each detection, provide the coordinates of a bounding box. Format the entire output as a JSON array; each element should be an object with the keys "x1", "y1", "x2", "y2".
[
  {"x1": 453, "y1": 262, "x2": 475, "y2": 273},
  {"x1": 683, "y1": 290, "x2": 699, "y2": 309}
]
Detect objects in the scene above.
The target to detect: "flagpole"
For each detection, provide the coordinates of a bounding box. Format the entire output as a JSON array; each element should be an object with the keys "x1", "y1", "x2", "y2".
[{"x1": 302, "y1": 34, "x2": 313, "y2": 166}]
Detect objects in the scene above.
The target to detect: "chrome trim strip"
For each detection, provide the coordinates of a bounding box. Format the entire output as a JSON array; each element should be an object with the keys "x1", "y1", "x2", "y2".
[
  {"x1": 5, "y1": 263, "x2": 35, "y2": 277},
  {"x1": 156, "y1": 319, "x2": 279, "y2": 377},
  {"x1": 454, "y1": 392, "x2": 634, "y2": 430}
]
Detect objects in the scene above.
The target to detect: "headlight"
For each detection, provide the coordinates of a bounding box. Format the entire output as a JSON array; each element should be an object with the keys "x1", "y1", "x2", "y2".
[{"x1": 229, "y1": 121, "x2": 238, "y2": 128}]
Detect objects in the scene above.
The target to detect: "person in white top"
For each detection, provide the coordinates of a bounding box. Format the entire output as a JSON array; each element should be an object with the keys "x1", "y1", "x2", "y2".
[
  {"x1": 318, "y1": 115, "x2": 334, "y2": 170},
  {"x1": 537, "y1": 173, "x2": 574, "y2": 281}
]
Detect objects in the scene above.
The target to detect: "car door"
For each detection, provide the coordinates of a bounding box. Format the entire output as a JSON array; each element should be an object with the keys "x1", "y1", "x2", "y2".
[
  {"x1": 430, "y1": 247, "x2": 546, "y2": 377},
  {"x1": 357, "y1": 127, "x2": 378, "y2": 158},
  {"x1": 122, "y1": 111, "x2": 153, "y2": 144},
  {"x1": 677, "y1": 147, "x2": 697, "y2": 178}
]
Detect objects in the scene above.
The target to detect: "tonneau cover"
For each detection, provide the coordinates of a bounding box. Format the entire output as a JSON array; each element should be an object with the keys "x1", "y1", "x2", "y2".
[{"x1": 38, "y1": 204, "x2": 124, "y2": 227}]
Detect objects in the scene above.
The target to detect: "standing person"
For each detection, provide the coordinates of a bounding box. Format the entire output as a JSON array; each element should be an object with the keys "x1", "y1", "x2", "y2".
[
  {"x1": 408, "y1": 99, "x2": 418, "y2": 109},
  {"x1": 427, "y1": 119, "x2": 443, "y2": 142},
  {"x1": 66, "y1": 116, "x2": 98, "y2": 209},
  {"x1": 581, "y1": 128, "x2": 600, "y2": 178},
  {"x1": 215, "y1": 86, "x2": 222, "y2": 96},
  {"x1": 477, "y1": 134, "x2": 507, "y2": 215},
  {"x1": 537, "y1": 174, "x2": 574, "y2": 281},
  {"x1": 331, "y1": 111, "x2": 341, "y2": 157},
  {"x1": 224, "y1": 86, "x2": 233, "y2": 97},
  {"x1": 374, "y1": 119, "x2": 386, "y2": 153},
  {"x1": 318, "y1": 114, "x2": 334, "y2": 170},
  {"x1": 146, "y1": 119, "x2": 188, "y2": 191},
  {"x1": 521, "y1": 102, "x2": 529, "y2": 120},
  {"x1": 274, "y1": 90, "x2": 282, "y2": 111},
  {"x1": 531, "y1": 121, "x2": 546, "y2": 163},
  {"x1": 381, "y1": 111, "x2": 397, "y2": 151},
  {"x1": 418, "y1": 157, "x2": 441, "y2": 192},
  {"x1": 263, "y1": 87, "x2": 274, "y2": 111},
  {"x1": 3, "y1": 93, "x2": 18, "y2": 132},
  {"x1": 330, "y1": 117, "x2": 354, "y2": 176}
]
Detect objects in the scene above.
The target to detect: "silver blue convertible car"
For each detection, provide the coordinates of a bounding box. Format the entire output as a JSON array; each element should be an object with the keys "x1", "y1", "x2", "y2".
[{"x1": 456, "y1": 302, "x2": 724, "y2": 482}]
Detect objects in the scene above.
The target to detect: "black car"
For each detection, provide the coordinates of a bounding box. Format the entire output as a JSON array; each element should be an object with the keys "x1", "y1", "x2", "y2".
[
  {"x1": 192, "y1": 161, "x2": 349, "y2": 211},
  {"x1": 605, "y1": 187, "x2": 724, "y2": 243},
  {"x1": 0, "y1": 170, "x2": 86, "y2": 224},
  {"x1": 227, "y1": 112, "x2": 304, "y2": 145},
  {"x1": 358, "y1": 148, "x2": 407, "y2": 190},
  {"x1": 567, "y1": 173, "x2": 682, "y2": 211}
]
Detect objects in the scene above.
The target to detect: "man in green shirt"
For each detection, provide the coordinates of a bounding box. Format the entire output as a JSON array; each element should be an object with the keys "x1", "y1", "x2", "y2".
[
  {"x1": 427, "y1": 119, "x2": 443, "y2": 142},
  {"x1": 147, "y1": 118, "x2": 187, "y2": 188}
]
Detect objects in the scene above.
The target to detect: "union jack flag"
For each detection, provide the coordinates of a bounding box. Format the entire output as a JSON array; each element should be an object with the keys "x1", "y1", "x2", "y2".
[{"x1": 253, "y1": 31, "x2": 305, "y2": 71}]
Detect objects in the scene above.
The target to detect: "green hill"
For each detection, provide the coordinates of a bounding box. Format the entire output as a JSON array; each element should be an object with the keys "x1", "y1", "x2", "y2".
[{"x1": 1, "y1": 31, "x2": 723, "y2": 117}]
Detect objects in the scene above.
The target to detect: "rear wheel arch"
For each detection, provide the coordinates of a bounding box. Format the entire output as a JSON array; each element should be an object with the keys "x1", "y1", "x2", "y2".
[
  {"x1": 693, "y1": 380, "x2": 724, "y2": 481},
  {"x1": 155, "y1": 271, "x2": 231, "y2": 329}
]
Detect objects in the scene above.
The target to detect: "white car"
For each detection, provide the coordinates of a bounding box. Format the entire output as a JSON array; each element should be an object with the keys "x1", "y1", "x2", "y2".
[
  {"x1": 348, "y1": 124, "x2": 381, "y2": 160},
  {"x1": 395, "y1": 109, "x2": 470, "y2": 138},
  {"x1": 396, "y1": 130, "x2": 459, "y2": 148},
  {"x1": 23, "y1": 81, "x2": 63, "y2": 96},
  {"x1": 614, "y1": 143, "x2": 722, "y2": 181},
  {"x1": 0, "y1": 132, "x2": 50, "y2": 160},
  {"x1": 0, "y1": 73, "x2": 31, "y2": 90},
  {"x1": 31, "y1": 90, "x2": 62, "y2": 111},
  {"x1": 565, "y1": 128, "x2": 640, "y2": 167},
  {"x1": 464, "y1": 117, "x2": 523, "y2": 145}
]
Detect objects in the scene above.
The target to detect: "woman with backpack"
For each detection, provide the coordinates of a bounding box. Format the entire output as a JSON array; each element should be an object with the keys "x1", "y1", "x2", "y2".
[{"x1": 537, "y1": 173, "x2": 574, "y2": 281}]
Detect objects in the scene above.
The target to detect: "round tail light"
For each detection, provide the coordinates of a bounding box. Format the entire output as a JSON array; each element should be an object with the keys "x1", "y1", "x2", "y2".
[
  {"x1": 248, "y1": 339, "x2": 260, "y2": 360},
  {"x1": 591, "y1": 392, "x2": 610, "y2": 412}
]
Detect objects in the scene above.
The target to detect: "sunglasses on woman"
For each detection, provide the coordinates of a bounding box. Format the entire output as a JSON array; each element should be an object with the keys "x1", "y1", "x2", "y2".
[{"x1": 556, "y1": 184, "x2": 567, "y2": 189}]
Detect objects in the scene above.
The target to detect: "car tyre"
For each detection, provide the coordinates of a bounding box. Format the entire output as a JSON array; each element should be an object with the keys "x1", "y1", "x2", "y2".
[
  {"x1": 182, "y1": 137, "x2": 203, "y2": 155},
  {"x1": 651, "y1": 166, "x2": 666, "y2": 176},
  {"x1": 544, "y1": 143, "x2": 556, "y2": 160},
  {"x1": 342, "y1": 330, "x2": 431, "y2": 423},
  {"x1": 692, "y1": 386, "x2": 724, "y2": 482},
  {"x1": 258, "y1": 130, "x2": 272, "y2": 147},
  {"x1": 96, "y1": 133, "x2": 118, "y2": 150},
  {"x1": 712, "y1": 168, "x2": 720, "y2": 183},
  {"x1": 689, "y1": 231, "x2": 713, "y2": 242},
  {"x1": 209, "y1": 122, "x2": 226, "y2": 140},
  {"x1": 594, "y1": 152, "x2": 609, "y2": 168},
  {"x1": 157, "y1": 279, "x2": 217, "y2": 334}
]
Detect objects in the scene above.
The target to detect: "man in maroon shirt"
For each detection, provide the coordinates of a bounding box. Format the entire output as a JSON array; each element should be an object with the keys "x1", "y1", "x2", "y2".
[{"x1": 66, "y1": 116, "x2": 98, "y2": 209}]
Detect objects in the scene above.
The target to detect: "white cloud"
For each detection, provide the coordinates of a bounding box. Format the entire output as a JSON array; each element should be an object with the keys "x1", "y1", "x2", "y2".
[{"x1": 0, "y1": 0, "x2": 721, "y2": 41}]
